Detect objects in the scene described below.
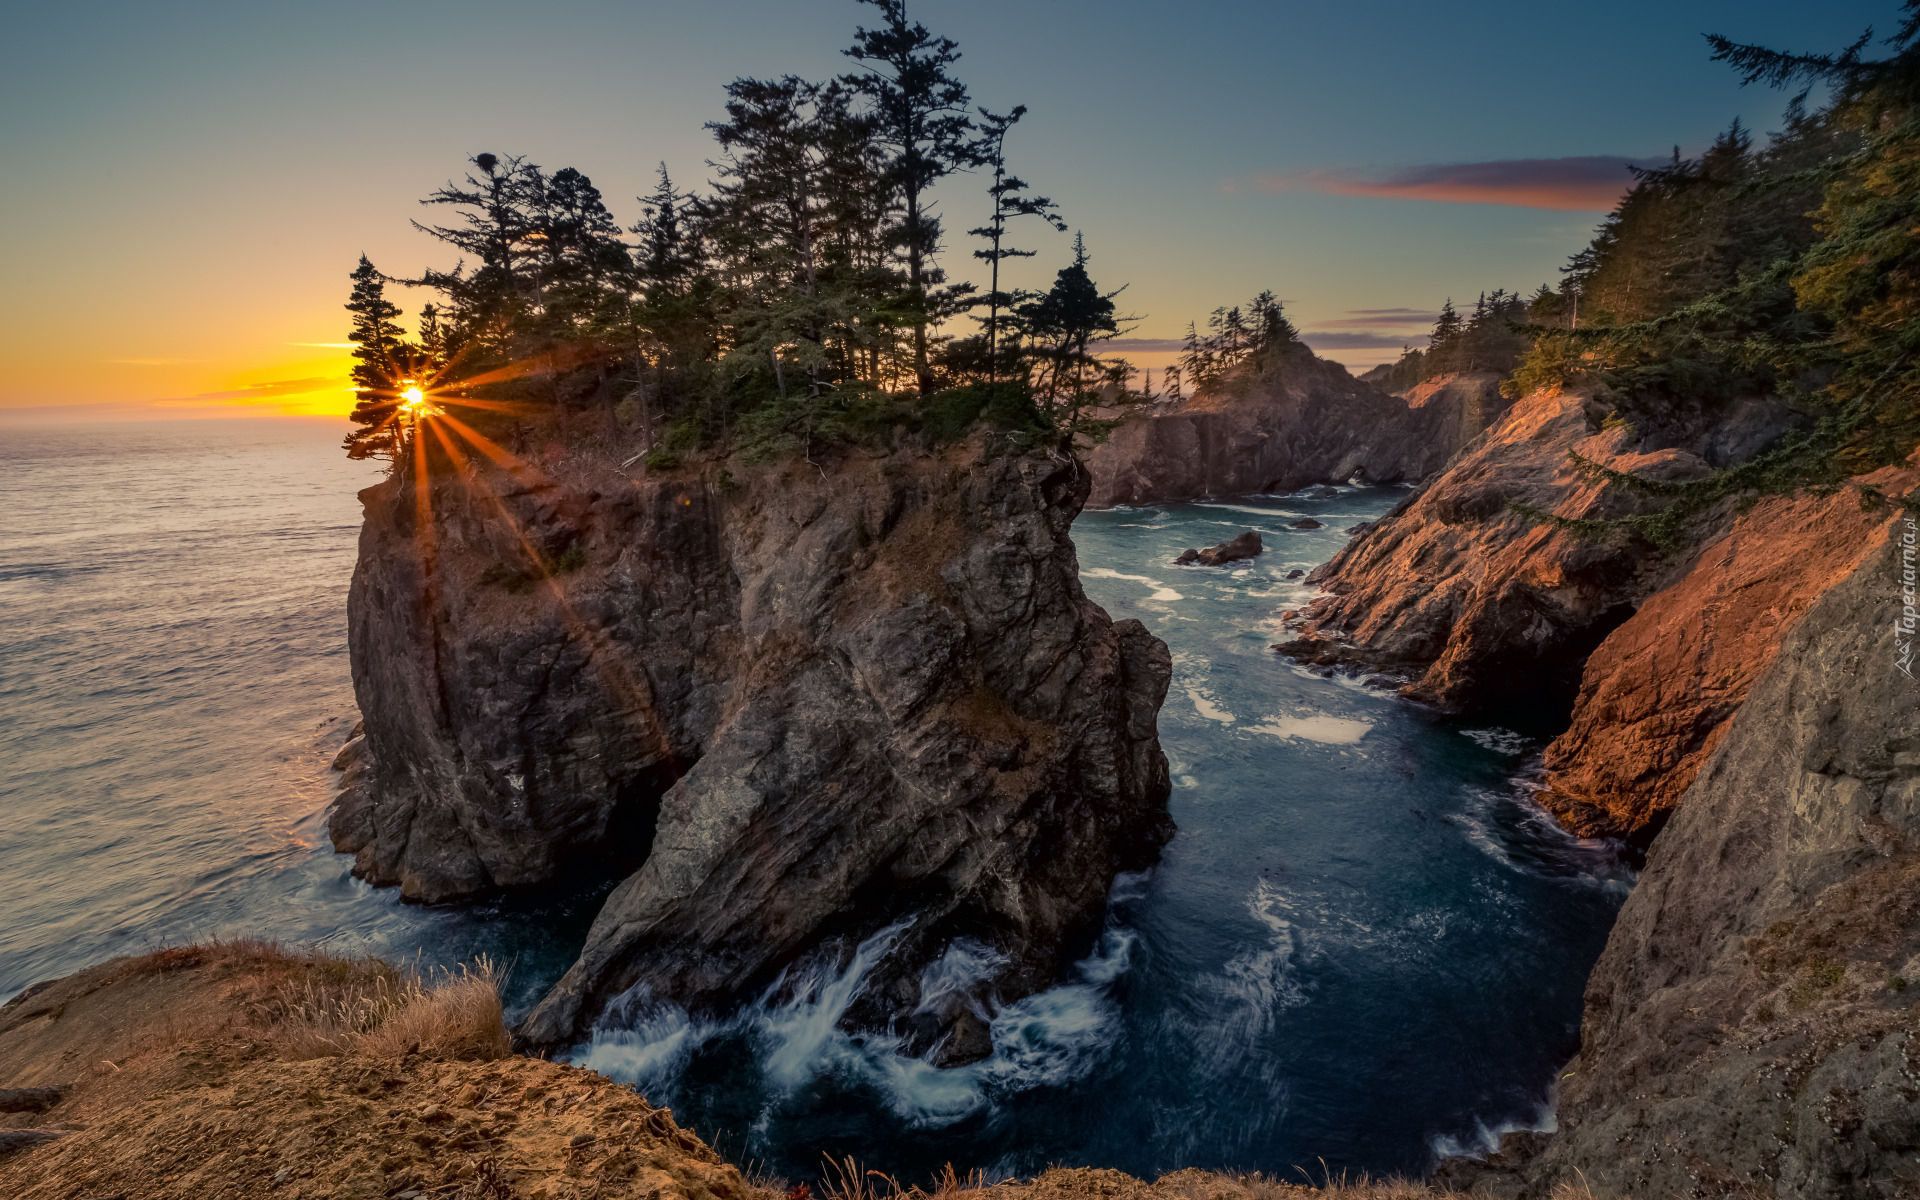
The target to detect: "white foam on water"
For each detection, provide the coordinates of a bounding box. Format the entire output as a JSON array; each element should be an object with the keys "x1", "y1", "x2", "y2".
[
  {"x1": 1187, "y1": 881, "x2": 1309, "y2": 1076},
  {"x1": 915, "y1": 939, "x2": 1007, "y2": 1014},
  {"x1": 1082, "y1": 567, "x2": 1183, "y2": 602},
  {"x1": 1461, "y1": 727, "x2": 1531, "y2": 755},
  {"x1": 1428, "y1": 1100, "x2": 1558, "y2": 1160},
  {"x1": 577, "y1": 908, "x2": 1142, "y2": 1133},
  {"x1": 1249, "y1": 713, "x2": 1373, "y2": 744},
  {"x1": 1192, "y1": 502, "x2": 1306, "y2": 519},
  {"x1": 1185, "y1": 686, "x2": 1236, "y2": 724}
]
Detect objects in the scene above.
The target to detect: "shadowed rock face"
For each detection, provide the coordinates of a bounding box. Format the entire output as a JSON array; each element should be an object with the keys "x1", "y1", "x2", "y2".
[
  {"x1": 1502, "y1": 532, "x2": 1920, "y2": 1200},
  {"x1": 333, "y1": 436, "x2": 1172, "y2": 1057},
  {"x1": 1084, "y1": 361, "x2": 1511, "y2": 508}
]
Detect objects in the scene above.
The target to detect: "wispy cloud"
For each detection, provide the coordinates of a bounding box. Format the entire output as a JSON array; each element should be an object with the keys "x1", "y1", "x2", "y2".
[
  {"x1": 1253, "y1": 156, "x2": 1664, "y2": 211},
  {"x1": 1310, "y1": 308, "x2": 1438, "y2": 330},
  {"x1": 155, "y1": 377, "x2": 339, "y2": 406},
  {"x1": 107, "y1": 357, "x2": 210, "y2": 366},
  {"x1": 1299, "y1": 331, "x2": 1426, "y2": 350},
  {"x1": 1105, "y1": 338, "x2": 1188, "y2": 353}
]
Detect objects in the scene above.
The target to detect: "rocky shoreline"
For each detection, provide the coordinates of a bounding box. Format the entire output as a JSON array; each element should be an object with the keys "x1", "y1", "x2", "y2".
[
  {"x1": 12, "y1": 356, "x2": 1910, "y2": 1196},
  {"x1": 1255, "y1": 377, "x2": 1919, "y2": 1195}
]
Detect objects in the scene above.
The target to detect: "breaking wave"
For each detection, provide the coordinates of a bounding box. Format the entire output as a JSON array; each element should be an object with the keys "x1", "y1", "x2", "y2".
[{"x1": 576, "y1": 910, "x2": 1142, "y2": 1133}]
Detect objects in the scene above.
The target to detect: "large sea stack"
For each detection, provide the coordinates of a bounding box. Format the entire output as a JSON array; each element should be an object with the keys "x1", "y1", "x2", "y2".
[{"x1": 331, "y1": 434, "x2": 1173, "y2": 1057}]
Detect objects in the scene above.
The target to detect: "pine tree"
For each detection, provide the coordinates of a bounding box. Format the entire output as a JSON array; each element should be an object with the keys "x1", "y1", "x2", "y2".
[
  {"x1": 412, "y1": 153, "x2": 539, "y2": 360},
  {"x1": 844, "y1": 0, "x2": 979, "y2": 397},
  {"x1": 968, "y1": 106, "x2": 1064, "y2": 383},
  {"x1": 1426, "y1": 298, "x2": 1462, "y2": 373},
  {"x1": 1020, "y1": 232, "x2": 1123, "y2": 425},
  {"x1": 342, "y1": 256, "x2": 412, "y2": 462}
]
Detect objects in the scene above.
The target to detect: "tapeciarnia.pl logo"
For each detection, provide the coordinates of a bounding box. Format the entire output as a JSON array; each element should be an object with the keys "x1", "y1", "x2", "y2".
[{"x1": 1899, "y1": 515, "x2": 1917, "y2": 679}]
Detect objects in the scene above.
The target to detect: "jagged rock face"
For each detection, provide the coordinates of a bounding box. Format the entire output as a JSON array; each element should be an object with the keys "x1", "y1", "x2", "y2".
[
  {"x1": 334, "y1": 436, "x2": 1173, "y2": 1056},
  {"x1": 1276, "y1": 388, "x2": 1713, "y2": 715},
  {"x1": 1083, "y1": 361, "x2": 1510, "y2": 508},
  {"x1": 1536, "y1": 465, "x2": 1917, "y2": 843},
  {"x1": 1515, "y1": 529, "x2": 1920, "y2": 1200}
]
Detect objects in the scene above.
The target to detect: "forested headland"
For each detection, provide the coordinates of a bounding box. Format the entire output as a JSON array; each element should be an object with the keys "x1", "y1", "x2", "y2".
[
  {"x1": 338, "y1": 0, "x2": 1277, "y2": 469},
  {"x1": 1358, "y1": 10, "x2": 1920, "y2": 540}
]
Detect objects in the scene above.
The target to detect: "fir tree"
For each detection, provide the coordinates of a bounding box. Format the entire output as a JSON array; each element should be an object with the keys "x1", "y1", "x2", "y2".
[
  {"x1": 968, "y1": 105, "x2": 1064, "y2": 383},
  {"x1": 844, "y1": 0, "x2": 979, "y2": 396},
  {"x1": 342, "y1": 256, "x2": 411, "y2": 462}
]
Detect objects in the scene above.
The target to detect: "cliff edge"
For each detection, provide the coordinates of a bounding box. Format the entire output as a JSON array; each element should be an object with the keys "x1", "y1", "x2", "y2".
[
  {"x1": 1499, "y1": 528, "x2": 1920, "y2": 1199},
  {"x1": 333, "y1": 433, "x2": 1173, "y2": 1059}
]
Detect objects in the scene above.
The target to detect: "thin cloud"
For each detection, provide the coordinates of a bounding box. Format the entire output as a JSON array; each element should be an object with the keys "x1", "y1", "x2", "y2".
[
  {"x1": 1255, "y1": 156, "x2": 1664, "y2": 211},
  {"x1": 1311, "y1": 309, "x2": 1439, "y2": 330},
  {"x1": 288, "y1": 342, "x2": 358, "y2": 348},
  {"x1": 107, "y1": 358, "x2": 210, "y2": 366},
  {"x1": 1105, "y1": 338, "x2": 1188, "y2": 353},
  {"x1": 1299, "y1": 331, "x2": 1426, "y2": 350},
  {"x1": 155, "y1": 377, "x2": 339, "y2": 406}
]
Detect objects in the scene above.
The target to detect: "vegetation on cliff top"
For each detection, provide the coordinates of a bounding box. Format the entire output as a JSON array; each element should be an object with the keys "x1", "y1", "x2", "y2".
[
  {"x1": 1360, "y1": 7, "x2": 1920, "y2": 546},
  {"x1": 337, "y1": 0, "x2": 1219, "y2": 471}
]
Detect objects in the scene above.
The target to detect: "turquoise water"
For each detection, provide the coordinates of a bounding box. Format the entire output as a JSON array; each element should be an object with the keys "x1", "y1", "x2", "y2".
[{"x1": 0, "y1": 423, "x2": 1629, "y2": 1183}]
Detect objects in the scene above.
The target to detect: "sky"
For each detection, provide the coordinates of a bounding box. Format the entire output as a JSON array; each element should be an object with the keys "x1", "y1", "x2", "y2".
[{"x1": 0, "y1": 0, "x2": 1902, "y2": 420}]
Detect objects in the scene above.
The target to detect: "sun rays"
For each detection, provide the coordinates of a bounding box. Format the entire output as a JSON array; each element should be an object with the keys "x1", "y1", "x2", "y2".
[{"x1": 391, "y1": 381, "x2": 672, "y2": 762}]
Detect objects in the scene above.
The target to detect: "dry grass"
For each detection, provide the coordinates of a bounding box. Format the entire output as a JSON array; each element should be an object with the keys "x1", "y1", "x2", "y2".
[
  {"x1": 806, "y1": 1161, "x2": 1446, "y2": 1200},
  {"x1": 273, "y1": 954, "x2": 510, "y2": 1062}
]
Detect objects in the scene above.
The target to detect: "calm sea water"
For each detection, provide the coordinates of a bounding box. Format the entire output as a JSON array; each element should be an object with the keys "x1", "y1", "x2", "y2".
[
  {"x1": 0, "y1": 420, "x2": 603, "y2": 1012},
  {"x1": 0, "y1": 420, "x2": 1630, "y2": 1182}
]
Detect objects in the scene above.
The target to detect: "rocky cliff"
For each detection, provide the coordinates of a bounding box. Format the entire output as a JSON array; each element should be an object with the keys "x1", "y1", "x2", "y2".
[
  {"x1": 1536, "y1": 469, "x2": 1915, "y2": 842},
  {"x1": 1275, "y1": 387, "x2": 1717, "y2": 717},
  {"x1": 1083, "y1": 359, "x2": 1510, "y2": 508},
  {"x1": 1270, "y1": 372, "x2": 1920, "y2": 1192},
  {"x1": 334, "y1": 433, "x2": 1172, "y2": 1058},
  {"x1": 1276, "y1": 383, "x2": 1901, "y2": 842},
  {"x1": 1502, "y1": 529, "x2": 1920, "y2": 1199}
]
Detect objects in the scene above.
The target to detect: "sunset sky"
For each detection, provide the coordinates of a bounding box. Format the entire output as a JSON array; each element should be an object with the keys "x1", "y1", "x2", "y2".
[{"x1": 1, "y1": 0, "x2": 1898, "y2": 421}]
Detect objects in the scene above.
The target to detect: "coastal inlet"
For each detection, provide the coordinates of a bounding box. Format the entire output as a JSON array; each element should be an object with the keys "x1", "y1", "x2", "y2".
[
  {"x1": 0, "y1": 424, "x2": 1629, "y2": 1183},
  {"x1": 572, "y1": 486, "x2": 1632, "y2": 1181}
]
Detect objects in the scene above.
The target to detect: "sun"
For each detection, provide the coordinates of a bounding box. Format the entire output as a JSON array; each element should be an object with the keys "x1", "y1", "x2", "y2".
[{"x1": 400, "y1": 384, "x2": 426, "y2": 410}]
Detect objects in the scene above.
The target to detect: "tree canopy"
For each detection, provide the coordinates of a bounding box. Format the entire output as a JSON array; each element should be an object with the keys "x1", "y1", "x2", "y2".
[{"x1": 340, "y1": 2, "x2": 1159, "y2": 468}]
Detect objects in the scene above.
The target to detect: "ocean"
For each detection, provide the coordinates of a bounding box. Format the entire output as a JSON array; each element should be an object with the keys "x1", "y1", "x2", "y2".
[{"x1": 0, "y1": 419, "x2": 1629, "y2": 1182}]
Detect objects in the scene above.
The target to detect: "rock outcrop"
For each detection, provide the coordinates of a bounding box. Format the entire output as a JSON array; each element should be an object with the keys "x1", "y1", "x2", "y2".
[
  {"x1": 1083, "y1": 360, "x2": 1512, "y2": 508},
  {"x1": 1175, "y1": 531, "x2": 1262, "y2": 566},
  {"x1": 1275, "y1": 387, "x2": 1712, "y2": 716},
  {"x1": 1537, "y1": 468, "x2": 1917, "y2": 842},
  {"x1": 335, "y1": 434, "x2": 1173, "y2": 1056},
  {"x1": 1507, "y1": 529, "x2": 1920, "y2": 1199}
]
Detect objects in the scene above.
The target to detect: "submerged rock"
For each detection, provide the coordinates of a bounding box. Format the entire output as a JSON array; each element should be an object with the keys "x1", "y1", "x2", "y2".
[
  {"x1": 1175, "y1": 531, "x2": 1262, "y2": 566},
  {"x1": 335, "y1": 434, "x2": 1173, "y2": 1054},
  {"x1": 1287, "y1": 518, "x2": 1322, "y2": 530}
]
